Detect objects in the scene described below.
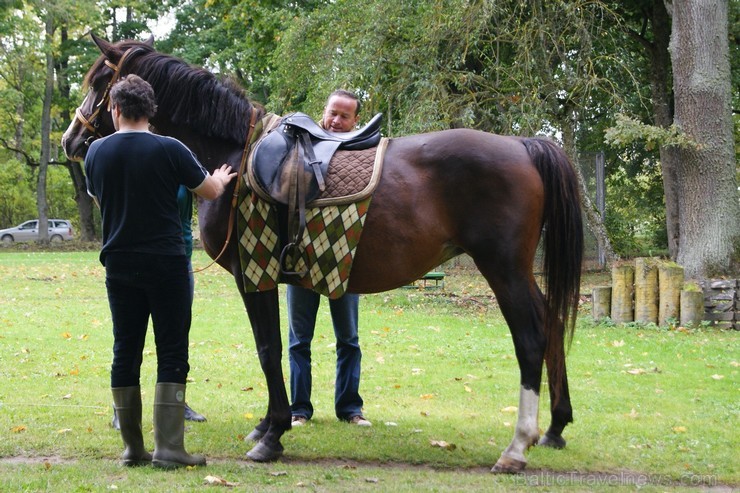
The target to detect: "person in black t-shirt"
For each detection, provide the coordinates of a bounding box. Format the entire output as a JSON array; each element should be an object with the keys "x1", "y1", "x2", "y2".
[{"x1": 85, "y1": 74, "x2": 235, "y2": 469}]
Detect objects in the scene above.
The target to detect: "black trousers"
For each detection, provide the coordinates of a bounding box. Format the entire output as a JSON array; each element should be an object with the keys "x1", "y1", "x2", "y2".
[{"x1": 105, "y1": 253, "x2": 191, "y2": 387}]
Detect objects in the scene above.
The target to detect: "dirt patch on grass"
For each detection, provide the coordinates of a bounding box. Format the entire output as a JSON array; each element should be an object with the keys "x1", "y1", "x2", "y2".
[{"x1": 0, "y1": 455, "x2": 733, "y2": 491}]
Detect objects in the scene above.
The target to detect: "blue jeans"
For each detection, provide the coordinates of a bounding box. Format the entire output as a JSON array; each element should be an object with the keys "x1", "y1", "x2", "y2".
[
  {"x1": 105, "y1": 253, "x2": 192, "y2": 387},
  {"x1": 287, "y1": 285, "x2": 363, "y2": 420}
]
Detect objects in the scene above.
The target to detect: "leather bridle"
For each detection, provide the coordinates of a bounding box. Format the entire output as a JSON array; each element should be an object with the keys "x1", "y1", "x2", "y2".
[
  {"x1": 73, "y1": 45, "x2": 263, "y2": 274},
  {"x1": 73, "y1": 47, "x2": 143, "y2": 146}
]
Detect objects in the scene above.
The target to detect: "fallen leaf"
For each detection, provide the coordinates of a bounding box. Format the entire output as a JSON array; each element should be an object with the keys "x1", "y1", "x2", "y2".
[
  {"x1": 243, "y1": 413, "x2": 254, "y2": 420},
  {"x1": 62, "y1": 394, "x2": 72, "y2": 399},
  {"x1": 61, "y1": 332, "x2": 72, "y2": 339},
  {"x1": 11, "y1": 425, "x2": 26, "y2": 433},
  {"x1": 384, "y1": 422, "x2": 398, "y2": 427},
  {"x1": 420, "y1": 393, "x2": 434, "y2": 400},
  {"x1": 672, "y1": 426, "x2": 687, "y2": 433},
  {"x1": 270, "y1": 471, "x2": 287, "y2": 477},
  {"x1": 203, "y1": 475, "x2": 239, "y2": 486},
  {"x1": 464, "y1": 385, "x2": 473, "y2": 393},
  {"x1": 627, "y1": 368, "x2": 646, "y2": 375},
  {"x1": 365, "y1": 478, "x2": 379, "y2": 483},
  {"x1": 57, "y1": 428, "x2": 72, "y2": 434},
  {"x1": 625, "y1": 408, "x2": 639, "y2": 419},
  {"x1": 711, "y1": 374, "x2": 724, "y2": 380},
  {"x1": 611, "y1": 340, "x2": 625, "y2": 347},
  {"x1": 430, "y1": 440, "x2": 456, "y2": 450},
  {"x1": 501, "y1": 406, "x2": 518, "y2": 413}
]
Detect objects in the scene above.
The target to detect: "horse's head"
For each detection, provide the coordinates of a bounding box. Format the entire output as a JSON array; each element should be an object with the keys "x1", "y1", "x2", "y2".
[{"x1": 61, "y1": 33, "x2": 155, "y2": 161}]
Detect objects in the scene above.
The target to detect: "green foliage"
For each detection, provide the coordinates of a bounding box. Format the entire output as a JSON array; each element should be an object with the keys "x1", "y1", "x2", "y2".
[
  {"x1": 0, "y1": 0, "x2": 735, "y2": 265},
  {"x1": 605, "y1": 113, "x2": 699, "y2": 151},
  {"x1": 0, "y1": 158, "x2": 35, "y2": 226},
  {"x1": 601, "y1": 158, "x2": 667, "y2": 257}
]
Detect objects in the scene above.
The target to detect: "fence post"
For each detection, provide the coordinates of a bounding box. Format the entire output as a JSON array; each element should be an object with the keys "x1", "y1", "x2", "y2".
[
  {"x1": 611, "y1": 264, "x2": 634, "y2": 323},
  {"x1": 658, "y1": 264, "x2": 684, "y2": 325},
  {"x1": 634, "y1": 257, "x2": 659, "y2": 324},
  {"x1": 592, "y1": 286, "x2": 612, "y2": 321}
]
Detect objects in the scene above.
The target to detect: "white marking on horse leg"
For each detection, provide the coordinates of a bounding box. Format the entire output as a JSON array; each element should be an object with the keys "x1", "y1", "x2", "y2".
[{"x1": 501, "y1": 386, "x2": 540, "y2": 463}]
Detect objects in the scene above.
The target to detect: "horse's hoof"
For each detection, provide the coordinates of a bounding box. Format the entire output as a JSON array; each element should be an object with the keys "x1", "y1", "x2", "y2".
[
  {"x1": 491, "y1": 455, "x2": 527, "y2": 474},
  {"x1": 246, "y1": 440, "x2": 284, "y2": 462},
  {"x1": 245, "y1": 428, "x2": 265, "y2": 442},
  {"x1": 538, "y1": 432, "x2": 566, "y2": 449}
]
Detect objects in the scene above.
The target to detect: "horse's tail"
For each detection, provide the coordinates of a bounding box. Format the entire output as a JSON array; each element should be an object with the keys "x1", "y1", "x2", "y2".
[{"x1": 522, "y1": 138, "x2": 583, "y2": 399}]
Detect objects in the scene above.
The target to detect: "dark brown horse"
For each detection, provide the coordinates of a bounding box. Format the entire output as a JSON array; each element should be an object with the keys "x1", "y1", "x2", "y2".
[{"x1": 62, "y1": 34, "x2": 583, "y2": 473}]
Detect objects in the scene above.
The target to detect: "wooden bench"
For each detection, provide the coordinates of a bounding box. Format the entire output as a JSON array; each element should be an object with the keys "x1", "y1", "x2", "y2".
[{"x1": 404, "y1": 271, "x2": 445, "y2": 289}]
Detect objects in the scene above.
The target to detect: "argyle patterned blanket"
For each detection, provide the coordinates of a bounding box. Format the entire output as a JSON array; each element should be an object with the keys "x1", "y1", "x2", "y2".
[{"x1": 237, "y1": 184, "x2": 372, "y2": 299}]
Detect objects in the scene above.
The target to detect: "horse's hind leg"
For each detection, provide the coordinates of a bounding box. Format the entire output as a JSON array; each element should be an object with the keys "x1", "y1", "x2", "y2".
[
  {"x1": 480, "y1": 267, "x2": 547, "y2": 473},
  {"x1": 540, "y1": 339, "x2": 572, "y2": 449}
]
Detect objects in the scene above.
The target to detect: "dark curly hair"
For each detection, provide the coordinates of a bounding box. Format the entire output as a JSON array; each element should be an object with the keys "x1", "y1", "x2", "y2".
[{"x1": 110, "y1": 74, "x2": 157, "y2": 121}]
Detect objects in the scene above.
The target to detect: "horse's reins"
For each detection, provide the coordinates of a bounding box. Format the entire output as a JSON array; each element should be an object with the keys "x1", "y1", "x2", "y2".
[{"x1": 191, "y1": 109, "x2": 261, "y2": 273}]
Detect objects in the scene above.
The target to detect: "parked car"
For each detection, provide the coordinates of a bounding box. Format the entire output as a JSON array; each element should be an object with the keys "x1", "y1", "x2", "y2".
[{"x1": 0, "y1": 219, "x2": 74, "y2": 244}]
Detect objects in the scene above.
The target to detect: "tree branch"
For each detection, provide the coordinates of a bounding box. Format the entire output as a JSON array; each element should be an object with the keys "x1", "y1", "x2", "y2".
[
  {"x1": 0, "y1": 136, "x2": 38, "y2": 167},
  {"x1": 0, "y1": 137, "x2": 69, "y2": 167}
]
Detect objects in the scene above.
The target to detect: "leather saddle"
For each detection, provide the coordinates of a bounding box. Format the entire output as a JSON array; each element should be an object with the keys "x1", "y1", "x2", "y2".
[
  {"x1": 247, "y1": 112, "x2": 382, "y2": 277},
  {"x1": 250, "y1": 112, "x2": 382, "y2": 205}
]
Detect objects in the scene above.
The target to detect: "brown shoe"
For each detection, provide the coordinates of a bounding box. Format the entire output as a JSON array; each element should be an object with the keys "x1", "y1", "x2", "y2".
[
  {"x1": 348, "y1": 415, "x2": 372, "y2": 427},
  {"x1": 291, "y1": 416, "x2": 308, "y2": 427}
]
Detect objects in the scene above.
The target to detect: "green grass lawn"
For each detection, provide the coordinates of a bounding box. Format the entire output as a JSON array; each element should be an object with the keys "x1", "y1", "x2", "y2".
[{"x1": 0, "y1": 250, "x2": 736, "y2": 492}]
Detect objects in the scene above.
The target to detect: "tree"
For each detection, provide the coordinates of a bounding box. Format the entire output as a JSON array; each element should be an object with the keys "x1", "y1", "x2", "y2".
[
  {"x1": 268, "y1": 0, "x2": 623, "y2": 264},
  {"x1": 668, "y1": 0, "x2": 738, "y2": 278}
]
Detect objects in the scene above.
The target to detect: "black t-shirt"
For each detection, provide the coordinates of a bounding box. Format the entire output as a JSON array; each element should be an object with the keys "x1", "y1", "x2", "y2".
[{"x1": 85, "y1": 131, "x2": 208, "y2": 263}]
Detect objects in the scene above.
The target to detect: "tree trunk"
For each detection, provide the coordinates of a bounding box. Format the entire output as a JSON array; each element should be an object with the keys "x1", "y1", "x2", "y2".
[
  {"x1": 56, "y1": 25, "x2": 97, "y2": 241},
  {"x1": 37, "y1": 12, "x2": 55, "y2": 244},
  {"x1": 648, "y1": 0, "x2": 681, "y2": 259},
  {"x1": 669, "y1": 0, "x2": 738, "y2": 278}
]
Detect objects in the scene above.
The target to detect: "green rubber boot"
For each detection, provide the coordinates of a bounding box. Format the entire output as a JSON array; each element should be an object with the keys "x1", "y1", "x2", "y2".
[
  {"x1": 111, "y1": 386, "x2": 152, "y2": 467},
  {"x1": 152, "y1": 383, "x2": 206, "y2": 469}
]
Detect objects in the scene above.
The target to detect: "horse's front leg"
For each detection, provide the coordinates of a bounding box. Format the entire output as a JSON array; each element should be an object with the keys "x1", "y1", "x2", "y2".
[{"x1": 241, "y1": 289, "x2": 291, "y2": 462}]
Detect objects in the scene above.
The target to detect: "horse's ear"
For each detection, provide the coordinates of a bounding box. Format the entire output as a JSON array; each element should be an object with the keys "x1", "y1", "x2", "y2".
[
  {"x1": 90, "y1": 32, "x2": 113, "y2": 55},
  {"x1": 144, "y1": 35, "x2": 154, "y2": 47}
]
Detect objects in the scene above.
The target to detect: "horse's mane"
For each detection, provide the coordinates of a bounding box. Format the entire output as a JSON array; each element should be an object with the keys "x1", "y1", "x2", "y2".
[{"x1": 86, "y1": 40, "x2": 260, "y2": 145}]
